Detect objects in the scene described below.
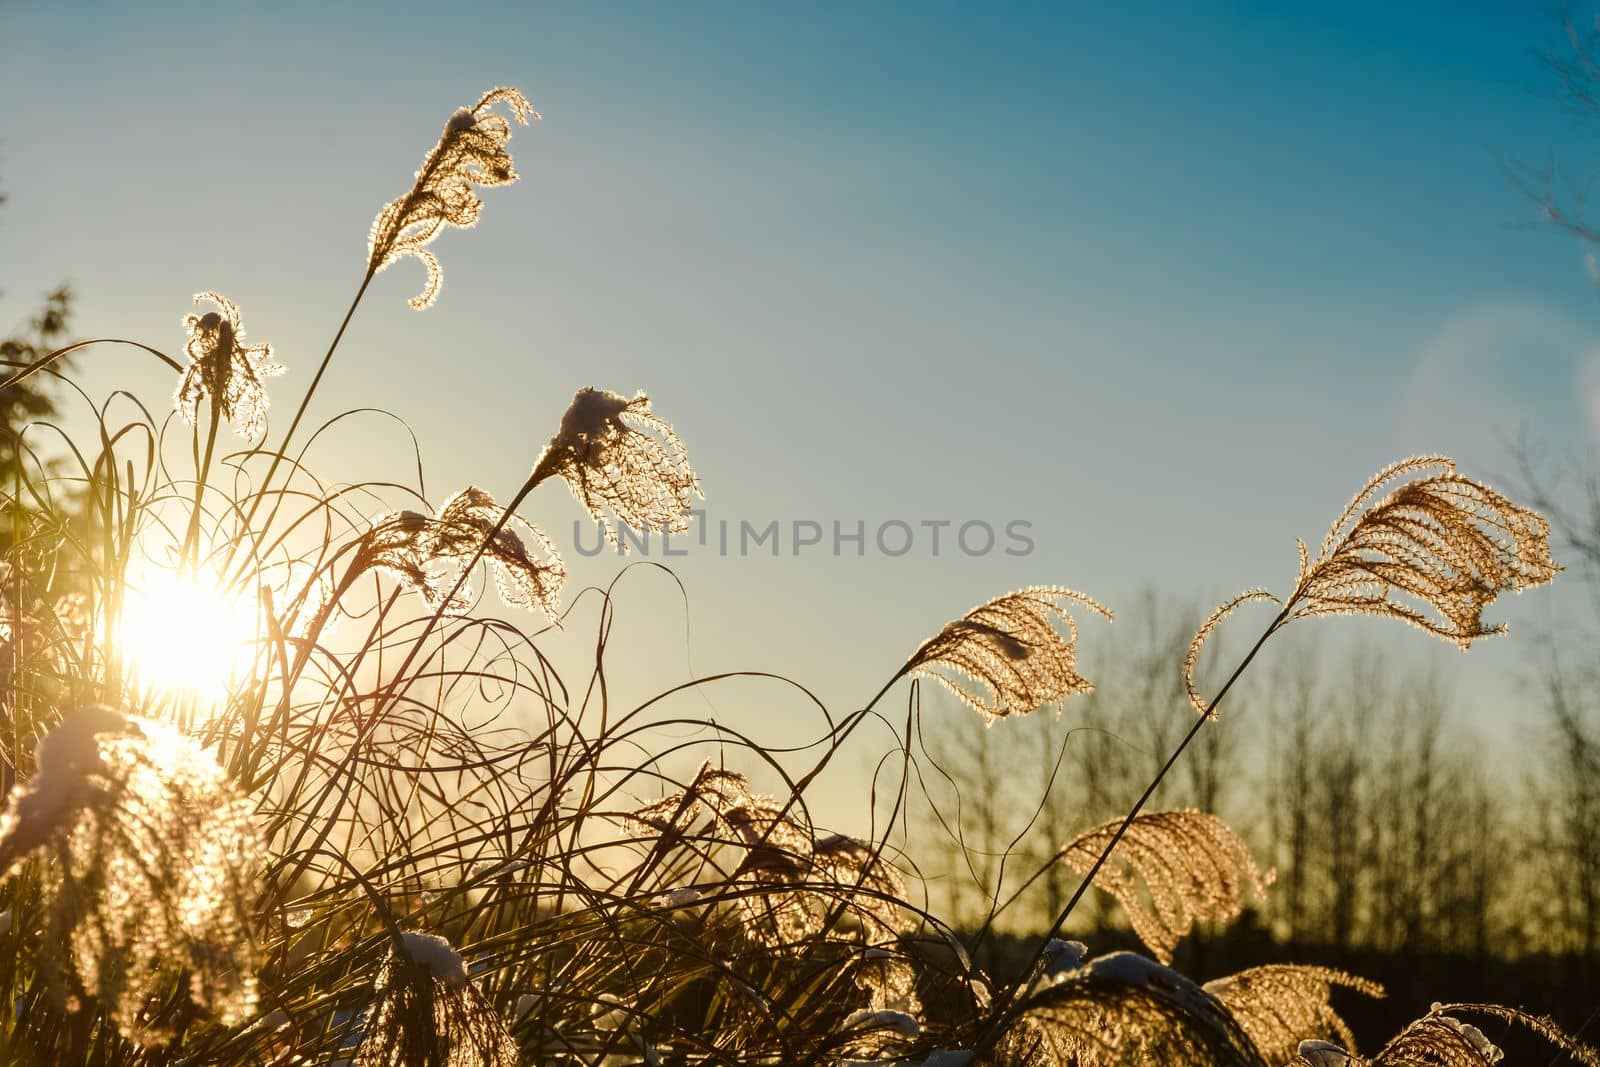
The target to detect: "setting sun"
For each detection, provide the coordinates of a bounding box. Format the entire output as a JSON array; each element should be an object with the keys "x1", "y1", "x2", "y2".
[{"x1": 118, "y1": 567, "x2": 256, "y2": 698}]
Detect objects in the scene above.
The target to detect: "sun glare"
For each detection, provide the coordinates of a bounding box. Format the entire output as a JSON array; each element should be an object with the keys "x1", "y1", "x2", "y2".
[{"x1": 119, "y1": 567, "x2": 256, "y2": 698}]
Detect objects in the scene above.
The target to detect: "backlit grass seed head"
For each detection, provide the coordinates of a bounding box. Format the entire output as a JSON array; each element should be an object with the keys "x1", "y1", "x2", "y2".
[
  {"x1": 625, "y1": 763, "x2": 756, "y2": 843},
  {"x1": 1399, "y1": 1005, "x2": 1600, "y2": 1067},
  {"x1": 352, "y1": 510, "x2": 439, "y2": 605},
  {"x1": 1372, "y1": 1012, "x2": 1504, "y2": 1066},
  {"x1": 1203, "y1": 965, "x2": 1384, "y2": 1065},
  {"x1": 1002, "y1": 951, "x2": 1266, "y2": 1067},
  {"x1": 906, "y1": 586, "x2": 1112, "y2": 723},
  {"x1": 1186, "y1": 456, "x2": 1557, "y2": 716},
  {"x1": 355, "y1": 487, "x2": 565, "y2": 617},
  {"x1": 840, "y1": 1005, "x2": 922, "y2": 1059},
  {"x1": 630, "y1": 777, "x2": 740, "y2": 870},
  {"x1": 852, "y1": 949, "x2": 921, "y2": 1015},
  {"x1": 534, "y1": 387, "x2": 701, "y2": 546},
  {"x1": 0, "y1": 707, "x2": 263, "y2": 1044},
  {"x1": 1292, "y1": 456, "x2": 1556, "y2": 645},
  {"x1": 814, "y1": 833, "x2": 915, "y2": 941},
  {"x1": 367, "y1": 87, "x2": 537, "y2": 310},
  {"x1": 0, "y1": 705, "x2": 130, "y2": 872},
  {"x1": 176, "y1": 291, "x2": 284, "y2": 442},
  {"x1": 626, "y1": 764, "x2": 815, "y2": 936},
  {"x1": 356, "y1": 931, "x2": 518, "y2": 1067},
  {"x1": 431, "y1": 486, "x2": 566, "y2": 615},
  {"x1": 1056, "y1": 811, "x2": 1273, "y2": 965}
]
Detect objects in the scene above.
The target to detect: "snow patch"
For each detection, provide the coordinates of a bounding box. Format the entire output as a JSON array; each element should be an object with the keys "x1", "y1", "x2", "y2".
[{"x1": 399, "y1": 931, "x2": 468, "y2": 989}]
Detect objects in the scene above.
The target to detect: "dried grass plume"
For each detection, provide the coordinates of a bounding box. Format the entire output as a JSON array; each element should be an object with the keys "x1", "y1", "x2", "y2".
[
  {"x1": 353, "y1": 485, "x2": 565, "y2": 617},
  {"x1": 355, "y1": 931, "x2": 518, "y2": 1066},
  {"x1": 1056, "y1": 810, "x2": 1273, "y2": 964},
  {"x1": 1001, "y1": 951, "x2": 1267, "y2": 1067},
  {"x1": 1369, "y1": 1004, "x2": 1600, "y2": 1067},
  {"x1": 906, "y1": 586, "x2": 1112, "y2": 723},
  {"x1": 1186, "y1": 456, "x2": 1557, "y2": 716},
  {"x1": 0, "y1": 707, "x2": 263, "y2": 1044},
  {"x1": 176, "y1": 291, "x2": 284, "y2": 442},
  {"x1": 1205, "y1": 965, "x2": 1384, "y2": 1066},
  {"x1": 367, "y1": 87, "x2": 537, "y2": 309},
  {"x1": 533, "y1": 387, "x2": 701, "y2": 545},
  {"x1": 1292, "y1": 456, "x2": 1556, "y2": 644}
]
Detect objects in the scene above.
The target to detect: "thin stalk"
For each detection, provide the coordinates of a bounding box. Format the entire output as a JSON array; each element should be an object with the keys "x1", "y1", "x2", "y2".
[
  {"x1": 972, "y1": 605, "x2": 1288, "y2": 1058},
  {"x1": 224, "y1": 270, "x2": 375, "y2": 584},
  {"x1": 181, "y1": 389, "x2": 223, "y2": 566},
  {"x1": 0, "y1": 338, "x2": 183, "y2": 393},
  {"x1": 229, "y1": 139, "x2": 458, "y2": 585},
  {"x1": 295, "y1": 845, "x2": 407, "y2": 952},
  {"x1": 1552, "y1": 1003, "x2": 1600, "y2": 1067}
]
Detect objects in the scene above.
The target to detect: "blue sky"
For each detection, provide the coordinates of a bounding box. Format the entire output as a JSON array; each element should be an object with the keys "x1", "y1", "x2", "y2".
[{"x1": 3, "y1": 2, "x2": 1598, "y2": 809}]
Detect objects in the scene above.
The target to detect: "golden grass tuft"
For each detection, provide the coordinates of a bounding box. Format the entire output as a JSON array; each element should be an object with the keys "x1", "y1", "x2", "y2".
[
  {"x1": 175, "y1": 291, "x2": 284, "y2": 443},
  {"x1": 1292, "y1": 456, "x2": 1557, "y2": 645},
  {"x1": 1000, "y1": 951, "x2": 1268, "y2": 1067},
  {"x1": 367, "y1": 87, "x2": 537, "y2": 310},
  {"x1": 1186, "y1": 456, "x2": 1557, "y2": 717},
  {"x1": 1205, "y1": 965, "x2": 1385, "y2": 1066},
  {"x1": 533, "y1": 386, "x2": 701, "y2": 546},
  {"x1": 351, "y1": 485, "x2": 565, "y2": 617},
  {"x1": 1056, "y1": 810, "x2": 1273, "y2": 964},
  {"x1": 355, "y1": 934, "x2": 519, "y2": 1067},
  {"x1": 905, "y1": 585, "x2": 1112, "y2": 723},
  {"x1": 0, "y1": 708, "x2": 262, "y2": 1044},
  {"x1": 1375, "y1": 1004, "x2": 1600, "y2": 1067}
]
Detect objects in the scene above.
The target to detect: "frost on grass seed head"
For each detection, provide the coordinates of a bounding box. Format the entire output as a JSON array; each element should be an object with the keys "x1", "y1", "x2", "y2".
[
  {"x1": 354, "y1": 485, "x2": 565, "y2": 618},
  {"x1": 1024, "y1": 939, "x2": 1091, "y2": 998},
  {"x1": 1388, "y1": 1004, "x2": 1600, "y2": 1067},
  {"x1": 905, "y1": 586, "x2": 1112, "y2": 723},
  {"x1": 1371, "y1": 1011, "x2": 1505, "y2": 1066},
  {"x1": 1203, "y1": 965, "x2": 1384, "y2": 1065},
  {"x1": 1435, "y1": 1016, "x2": 1503, "y2": 1065},
  {"x1": 399, "y1": 930, "x2": 469, "y2": 989},
  {"x1": 999, "y1": 950, "x2": 1267, "y2": 1067},
  {"x1": 0, "y1": 708, "x2": 263, "y2": 1045},
  {"x1": 534, "y1": 387, "x2": 701, "y2": 546},
  {"x1": 367, "y1": 86, "x2": 537, "y2": 309},
  {"x1": 1056, "y1": 811, "x2": 1273, "y2": 964},
  {"x1": 0, "y1": 704, "x2": 130, "y2": 872},
  {"x1": 356, "y1": 937, "x2": 518, "y2": 1067},
  {"x1": 175, "y1": 291, "x2": 285, "y2": 443},
  {"x1": 1042, "y1": 939, "x2": 1088, "y2": 977},
  {"x1": 1294, "y1": 1040, "x2": 1355, "y2": 1067},
  {"x1": 840, "y1": 1007, "x2": 922, "y2": 1060}
]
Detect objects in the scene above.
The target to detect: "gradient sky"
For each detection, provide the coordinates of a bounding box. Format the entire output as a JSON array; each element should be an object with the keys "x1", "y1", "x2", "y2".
[{"x1": 4, "y1": 2, "x2": 1599, "y2": 819}]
